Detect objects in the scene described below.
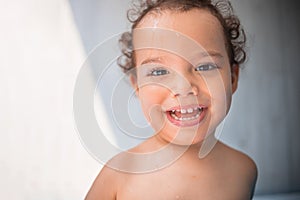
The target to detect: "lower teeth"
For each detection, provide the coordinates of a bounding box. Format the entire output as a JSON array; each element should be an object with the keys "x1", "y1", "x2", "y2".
[{"x1": 170, "y1": 112, "x2": 201, "y2": 121}]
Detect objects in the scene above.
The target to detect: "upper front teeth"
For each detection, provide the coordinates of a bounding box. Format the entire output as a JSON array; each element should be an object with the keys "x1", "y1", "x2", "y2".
[
  {"x1": 187, "y1": 108, "x2": 194, "y2": 113},
  {"x1": 172, "y1": 107, "x2": 202, "y2": 114}
]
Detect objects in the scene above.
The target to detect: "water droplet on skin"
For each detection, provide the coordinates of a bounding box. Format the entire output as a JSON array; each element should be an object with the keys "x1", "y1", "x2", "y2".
[{"x1": 153, "y1": 19, "x2": 159, "y2": 28}]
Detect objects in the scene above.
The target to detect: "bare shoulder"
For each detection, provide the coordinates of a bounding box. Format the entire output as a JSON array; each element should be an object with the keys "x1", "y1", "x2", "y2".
[
  {"x1": 215, "y1": 141, "x2": 257, "y2": 177},
  {"x1": 218, "y1": 141, "x2": 257, "y2": 175},
  {"x1": 216, "y1": 141, "x2": 258, "y2": 196},
  {"x1": 85, "y1": 164, "x2": 122, "y2": 200}
]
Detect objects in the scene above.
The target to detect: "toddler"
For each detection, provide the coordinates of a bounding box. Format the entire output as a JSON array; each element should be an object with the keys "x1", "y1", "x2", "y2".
[{"x1": 86, "y1": 0, "x2": 257, "y2": 199}]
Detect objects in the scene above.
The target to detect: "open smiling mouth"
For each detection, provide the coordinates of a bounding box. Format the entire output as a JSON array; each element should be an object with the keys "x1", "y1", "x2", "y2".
[{"x1": 166, "y1": 105, "x2": 207, "y2": 127}]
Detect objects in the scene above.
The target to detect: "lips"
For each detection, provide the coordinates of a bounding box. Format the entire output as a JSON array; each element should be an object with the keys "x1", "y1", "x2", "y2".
[{"x1": 165, "y1": 105, "x2": 207, "y2": 127}]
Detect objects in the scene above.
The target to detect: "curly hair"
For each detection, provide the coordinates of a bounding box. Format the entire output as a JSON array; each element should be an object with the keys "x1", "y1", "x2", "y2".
[{"x1": 118, "y1": 0, "x2": 246, "y2": 74}]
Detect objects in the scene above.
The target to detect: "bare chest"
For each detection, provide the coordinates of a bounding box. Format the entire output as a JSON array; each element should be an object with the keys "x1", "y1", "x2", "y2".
[{"x1": 117, "y1": 167, "x2": 249, "y2": 200}]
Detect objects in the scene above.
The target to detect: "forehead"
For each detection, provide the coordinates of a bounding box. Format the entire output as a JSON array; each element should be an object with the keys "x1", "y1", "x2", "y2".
[{"x1": 133, "y1": 9, "x2": 227, "y2": 64}]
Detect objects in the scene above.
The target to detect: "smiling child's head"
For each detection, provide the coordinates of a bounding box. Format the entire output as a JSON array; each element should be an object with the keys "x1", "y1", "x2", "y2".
[{"x1": 118, "y1": 0, "x2": 246, "y2": 146}]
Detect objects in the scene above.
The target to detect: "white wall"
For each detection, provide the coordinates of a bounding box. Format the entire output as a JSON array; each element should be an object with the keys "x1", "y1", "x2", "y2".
[
  {"x1": 1, "y1": 0, "x2": 299, "y2": 199},
  {"x1": 0, "y1": 0, "x2": 100, "y2": 199}
]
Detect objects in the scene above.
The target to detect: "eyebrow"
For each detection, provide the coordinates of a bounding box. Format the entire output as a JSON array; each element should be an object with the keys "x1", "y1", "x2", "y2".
[
  {"x1": 199, "y1": 51, "x2": 224, "y2": 58},
  {"x1": 141, "y1": 57, "x2": 165, "y2": 65},
  {"x1": 140, "y1": 51, "x2": 224, "y2": 65}
]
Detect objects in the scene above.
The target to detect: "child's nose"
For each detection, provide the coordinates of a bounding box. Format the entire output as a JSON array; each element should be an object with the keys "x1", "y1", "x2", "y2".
[
  {"x1": 174, "y1": 84, "x2": 198, "y2": 97},
  {"x1": 172, "y1": 74, "x2": 199, "y2": 97}
]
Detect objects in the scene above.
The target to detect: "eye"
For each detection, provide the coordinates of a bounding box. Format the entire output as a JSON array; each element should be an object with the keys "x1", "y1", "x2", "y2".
[
  {"x1": 195, "y1": 64, "x2": 218, "y2": 71},
  {"x1": 148, "y1": 68, "x2": 170, "y2": 76}
]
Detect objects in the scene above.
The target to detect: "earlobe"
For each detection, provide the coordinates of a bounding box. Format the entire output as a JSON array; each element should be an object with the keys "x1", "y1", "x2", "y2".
[
  {"x1": 129, "y1": 74, "x2": 139, "y2": 96},
  {"x1": 231, "y1": 64, "x2": 239, "y2": 94}
]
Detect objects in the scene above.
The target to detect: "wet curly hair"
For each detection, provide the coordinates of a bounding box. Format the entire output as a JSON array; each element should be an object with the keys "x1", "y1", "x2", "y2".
[{"x1": 118, "y1": 0, "x2": 246, "y2": 74}]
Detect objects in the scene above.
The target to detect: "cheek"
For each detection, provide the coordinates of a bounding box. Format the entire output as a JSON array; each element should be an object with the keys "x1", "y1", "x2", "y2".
[
  {"x1": 223, "y1": 70, "x2": 233, "y2": 112},
  {"x1": 138, "y1": 86, "x2": 170, "y2": 133},
  {"x1": 138, "y1": 86, "x2": 169, "y2": 121},
  {"x1": 204, "y1": 69, "x2": 232, "y2": 128}
]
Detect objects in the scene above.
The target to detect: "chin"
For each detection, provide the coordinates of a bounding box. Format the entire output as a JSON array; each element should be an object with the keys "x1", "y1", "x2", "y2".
[{"x1": 157, "y1": 125, "x2": 209, "y2": 146}]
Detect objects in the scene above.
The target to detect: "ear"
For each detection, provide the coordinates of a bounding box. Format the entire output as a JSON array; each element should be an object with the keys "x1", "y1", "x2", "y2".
[
  {"x1": 129, "y1": 74, "x2": 139, "y2": 96},
  {"x1": 231, "y1": 64, "x2": 239, "y2": 94}
]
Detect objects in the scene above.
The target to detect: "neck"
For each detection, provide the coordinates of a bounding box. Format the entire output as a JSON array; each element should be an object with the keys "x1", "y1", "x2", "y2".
[{"x1": 150, "y1": 132, "x2": 218, "y2": 159}]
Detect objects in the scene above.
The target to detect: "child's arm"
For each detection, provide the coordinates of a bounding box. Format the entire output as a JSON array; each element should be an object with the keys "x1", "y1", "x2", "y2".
[
  {"x1": 249, "y1": 164, "x2": 258, "y2": 199},
  {"x1": 240, "y1": 152, "x2": 258, "y2": 199},
  {"x1": 85, "y1": 166, "x2": 118, "y2": 200}
]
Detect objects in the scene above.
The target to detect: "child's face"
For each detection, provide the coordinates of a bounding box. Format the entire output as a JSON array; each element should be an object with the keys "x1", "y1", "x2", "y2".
[{"x1": 131, "y1": 9, "x2": 239, "y2": 145}]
